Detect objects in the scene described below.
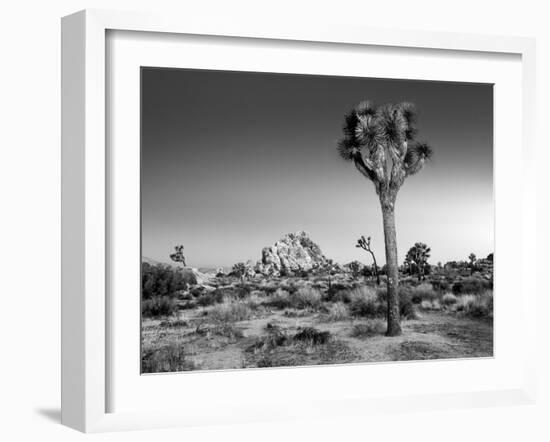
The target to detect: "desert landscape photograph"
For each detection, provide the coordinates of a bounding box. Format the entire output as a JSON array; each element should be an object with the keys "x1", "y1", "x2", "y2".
[{"x1": 140, "y1": 68, "x2": 494, "y2": 374}]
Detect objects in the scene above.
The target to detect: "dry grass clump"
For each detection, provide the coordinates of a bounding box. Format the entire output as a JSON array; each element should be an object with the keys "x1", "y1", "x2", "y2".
[
  {"x1": 452, "y1": 278, "x2": 492, "y2": 295},
  {"x1": 293, "y1": 327, "x2": 331, "y2": 345},
  {"x1": 141, "y1": 296, "x2": 178, "y2": 318},
  {"x1": 141, "y1": 343, "x2": 196, "y2": 373},
  {"x1": 207, "y1": 300, "x2": 252, "y2": 322},
  {"x1": 159, "y1": 318, "x2": 189, "y2": 328},
  {"x1": 349, "y1": 286, "x2": 382, "y2": 318},
  {"x1": 195, "y1": 322, "x2": 244, "y2": 340},
  {"x1": 408, "y1": 283, "x2": 438, "y2": 303},
  {"x1": 196, "y1": 289, "x2": 225, "y2": 307},
  {"x1": 351, "y1": 320, "x2": 386, "y2": 337},
  {"x1": 455, "y1": 291, "x2": 493, "y2": 319},
  {"x1": 441, "y1": 293, "x2": 458, "y2": 306},
  {"x1": 290, "y1": 287, "x2": 322, "y2": 309},
  {"x1": 420, "y1": 299, "x2": 442, "y2": 311},
  {"x1": 326, "y1": 302, "x2": 349, "y2": 321},
  {"x1": 266, "y1": 287, "x2": 322, "y2": 310}
]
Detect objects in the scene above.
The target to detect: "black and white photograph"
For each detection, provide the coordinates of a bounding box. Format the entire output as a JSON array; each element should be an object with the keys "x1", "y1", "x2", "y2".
[{"x1": 140, "y1": 67, "x2": 494, "y2": 374}]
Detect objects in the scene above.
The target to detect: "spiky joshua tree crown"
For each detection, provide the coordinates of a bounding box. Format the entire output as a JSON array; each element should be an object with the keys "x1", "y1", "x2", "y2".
[{"x1": 337, "y1": 101, "x2": 433, "y2": 196}]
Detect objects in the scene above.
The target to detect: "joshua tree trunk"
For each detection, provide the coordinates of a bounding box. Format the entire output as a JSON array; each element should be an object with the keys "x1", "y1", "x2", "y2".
[
  {"x1": 370, "y1": 253, "x2": 380, "y2": 286},
  {"x1": 380, "y1": 194, "x2": 402, "y2": 337}
]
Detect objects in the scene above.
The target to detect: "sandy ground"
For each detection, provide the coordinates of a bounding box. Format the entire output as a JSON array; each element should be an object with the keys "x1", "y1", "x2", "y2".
[{"x1": 142, "y1": 308, "x2": 493, "y2": 372}]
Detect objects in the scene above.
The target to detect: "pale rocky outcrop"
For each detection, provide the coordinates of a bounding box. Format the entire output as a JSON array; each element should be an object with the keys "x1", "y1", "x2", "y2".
[{"x1": 254, "y1": 231, "x2": 328, "y2": 276}]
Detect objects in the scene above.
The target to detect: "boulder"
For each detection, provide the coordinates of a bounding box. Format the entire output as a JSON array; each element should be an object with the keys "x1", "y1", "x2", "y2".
[{"x1": 255, "y1": 231, "x2": 328, "y2": 276}]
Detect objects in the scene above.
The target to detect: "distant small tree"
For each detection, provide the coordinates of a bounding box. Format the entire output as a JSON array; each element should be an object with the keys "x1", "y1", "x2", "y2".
[
  {"x1": 405, "y1": 243, "x2": 431, "y2": 281},
  {"x1": 232, "y1": 262, "x2": 247, "y2": 284},
  {"x1": 468, "y1": 253, "x2": 477, "y2": 274},
  {"x1": 356, "y1": 235, "x2": 380, "y2": 285},
  {"x1": 348, "y1": 260, "x2": 362, "y2": 279},
  {"x1": 325, "y1": 259, "x2": 337, "y2": 290},
  {"x1": 169, "y1": 245, "x2": 186, "y2": 268},
  {"x1": 486, "y1": 253, "x2": 494, "y2": 262}
]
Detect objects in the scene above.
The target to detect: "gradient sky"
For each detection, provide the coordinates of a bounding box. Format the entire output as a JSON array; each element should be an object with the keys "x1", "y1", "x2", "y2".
[{"x1": 141, "y1": 68, "x2": 493, "y2": 268}]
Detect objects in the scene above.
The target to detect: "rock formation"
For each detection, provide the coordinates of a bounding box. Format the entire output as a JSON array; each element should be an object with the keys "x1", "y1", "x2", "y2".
[{"x1": 255, "y1": 231, "x2": 328, "y2": 276}]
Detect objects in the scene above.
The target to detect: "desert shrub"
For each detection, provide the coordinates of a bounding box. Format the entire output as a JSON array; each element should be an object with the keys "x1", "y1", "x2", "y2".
[
  {"x1": 265, "y1": 289, "x2": 292, "y2": 309},
  {"x1": 159, "y1": 319, "x2": 189, "y2": 328},
  {"x1": 441, "y1": 293, "x2": 458, "y2": 306},
  {"x1": 326, "y1": 302, "x2": 349, "y2": 321},
  {"x1": 455, "y1": 291, "x2": 493, "y2": 318},
  {"x1": 234, "y1": 285, "x2": 253, "y2": 299},
  {"x1": 323, "y1": 287, "x2": 352, "y2": 304},
  {"x1": 325, "y1": 283, "x2": 353, "y2": 301},
  {"x1": 196, "y1": 289, "x2": 225, "y2": 307},
  {"x1": 376, "y1": 288, "x2": 418, "y2": 320},
  {"x1": 207, "y1": 301, "x2": 252, "y2": 322},
  {"x1": 420, "y1": 299, "x2": 441, "y2": 311},
  {"x1": 190, "y1": 286, "x2": 207, "y2": 298},
  {"x1": 141, "y1": 263, "x2": 195, "y2": 300},
  {"x1": 260, "y1": 285, "x2": 279, "y2": 295},
  {"x1": 349, "y1": 286, "x2": 382, "y2": 318},
  {"x1": 431, "y1": 279, "x2": 451, "y2": 292},
  {"x1": 283, "y1": 309, "x2": 309, "y2": 318},
  {"x1": 400, "y1": 293, "x2": 419, "y2": 319},
  {"x1": 351, "y1": 320, "x2": 386, "y2": 337},
  {"x1": 141, "y1": 344, "x2": 196, "y2": 373},
  {"x1": 196, "y1": 323, "x2": 244, "y2": 339},
  {"x1": 141, "y1": 296, "x2": 178, "y2": 318},
  {"x1": 452, "y1": 278, "x2": 485, "y2": 295},
  {"x1": 289, "y1": 287, "x2": 322, "y2": 309},
  {"x1": 293, "y1": 327, "x2": 331, "y2": 345},
  {"x1": 246, "y1": 324, "x2": 289, "y2": 353},
  {"x1": 408, "y1": 283, "x2": 438, "y2": 304}
]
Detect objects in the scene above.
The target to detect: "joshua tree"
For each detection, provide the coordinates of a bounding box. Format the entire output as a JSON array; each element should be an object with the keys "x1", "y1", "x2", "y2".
[
  {"x1": 232, "y1": 262, "x2": 247, "y2": 284},
  {"x1": 356, "y1": 235, "x2": 380, "y2": 285},
  {"x1": 169, "y1": 245, "x2": 186, "y2": 268},
  {"x1": 348, "y1": 260, "x2": 363, "y2": 279},
  {"x1": 337, "y1": 101, "x2": 432, "y2": 336},
  {"x1": 468, "y1": 253, "x2": 477, "y2": 274},
  {"x1": 405, "y1": 243, "x2": 432, "y2": 281}
]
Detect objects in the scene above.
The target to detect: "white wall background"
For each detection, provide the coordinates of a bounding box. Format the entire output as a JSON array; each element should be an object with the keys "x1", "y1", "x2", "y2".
[{"x1": 0, "y1": 1, "x2": 547, "y2": 441}]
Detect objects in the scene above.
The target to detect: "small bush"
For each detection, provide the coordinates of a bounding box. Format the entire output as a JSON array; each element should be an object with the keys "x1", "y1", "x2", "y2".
[
  {"x1": 407, "y1": 283, "x2": 438, "y2": 304},
  {"x1": 196, "y1": 289, "x2": 225, "y2": 307},
  {"x1": 326, "y1": 302, "x2": 349, "y2": 321},
  {"x1": 207, "y1": 301, "x2": 252, "y2": 322},
  {"x1": 266, "y1": 289, "x2": 292, "y2": 309},
  {"x1": 196, "y1": 323, "x2": 244, "y2": 339},
  {"x1": 289, "y1": 287, "x2": 322, "y2": 309},
  {"x1": 400, "y1": 293, "x2": 419, "y2": 319},
  {"x1": 452, "y1": 278, "x2": 486, "y2": 295},
  {"x1": 351, "y1": 320, "x2": 386, "y2": 337},
  {"x1": 376, "y1": 288, "x2": 418, "y2": 320},
  {"x1": 293, "y1": 327, "x2": 331, "y2": 345},
  {"x1": 324, "y1": 283, "x2": 353, "y2": 302},
  {"x1": 455, "y1": 291, "x2": 493, "y2": 318},
  {"x1": 159, "y1": 319, "x2": 189, "y2": 328},
  {"x1": 442, "y1": 293, "x2": 458, "y2": 306},
  {"x1": 420, "y1": 299, "x2": 441, "y2": 311},
  {"x1": 431, "y1": 279, "x2": 451, "y2": 292},
  {"x1": 234, "y1": 285, "x2": 253, "y2": 299},
  {"x1": 323, "y1": 288, "x2": 352, "y2": 304},
  {"x1": 349, "y1": 286, "x2": 382, "y2": 318},
  {"x1": 141, "y1": 296, "x2": 178, "y2": 318},
  {"x1": 141, "y1": 343, "x2": 196, "y2": 373}
]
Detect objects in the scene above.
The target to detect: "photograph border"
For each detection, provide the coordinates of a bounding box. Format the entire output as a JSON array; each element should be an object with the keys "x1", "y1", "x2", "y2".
[{"x1": 61, "y1": 9, "x2": 537, "y2": 432}]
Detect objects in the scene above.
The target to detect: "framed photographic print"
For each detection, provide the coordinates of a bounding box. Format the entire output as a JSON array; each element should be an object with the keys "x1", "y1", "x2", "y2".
[{"x1": 61, "y1": 9, "x2": 537, "y2": 432}]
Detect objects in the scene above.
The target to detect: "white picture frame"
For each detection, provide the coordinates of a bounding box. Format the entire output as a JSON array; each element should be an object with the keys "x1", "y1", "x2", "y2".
[{"x1": 61, "y1": 9, "x2": 537, "y2": 433}]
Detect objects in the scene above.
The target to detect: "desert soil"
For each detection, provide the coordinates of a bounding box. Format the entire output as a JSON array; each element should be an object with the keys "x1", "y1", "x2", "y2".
[{"x1": 142, "y1": 309, "x2": 493, "y2": 372}]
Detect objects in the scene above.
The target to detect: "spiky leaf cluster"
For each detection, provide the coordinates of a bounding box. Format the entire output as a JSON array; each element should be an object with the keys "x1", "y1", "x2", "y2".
[{"x1": 337, "y1": 101, "x2": 433, "y2": 192}]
